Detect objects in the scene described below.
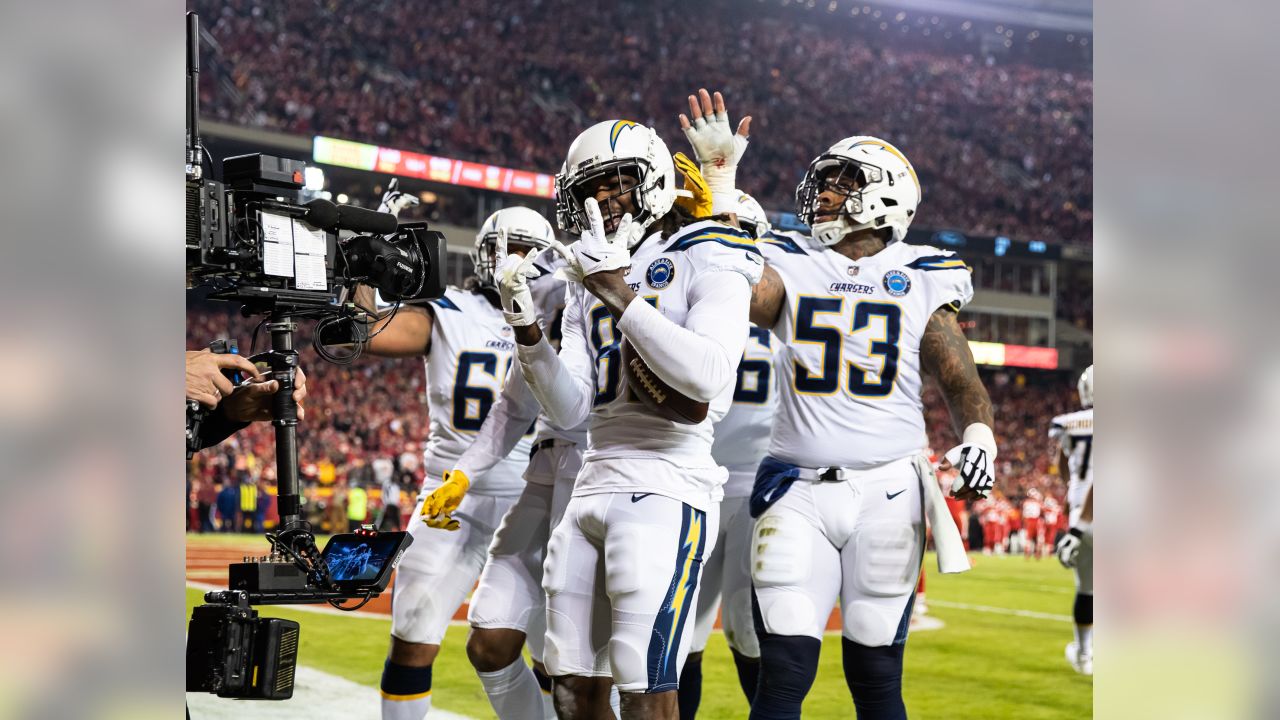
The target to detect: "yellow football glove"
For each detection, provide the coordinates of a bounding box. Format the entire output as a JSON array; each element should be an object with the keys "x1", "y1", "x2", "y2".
[
  {"x1": 672, "y1": 152, "x2": 713, "y2": 218},
  {"x1": 420, "y1": 469, "x2": 470, "y2": 531}
]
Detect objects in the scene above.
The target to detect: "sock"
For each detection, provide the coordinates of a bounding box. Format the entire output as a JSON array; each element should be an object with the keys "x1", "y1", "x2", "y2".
[
  {"x1": 477, "y1": 658, "x2": 545, "y2": 720},
  {"x1": 678, "y1": 655, "x2": 703, "y2": 719},
  {"x1": 730, "y1": 649, "x2": 761, "y2": 705},
  {"x1": 1073, "y1": 593, "x2": 1094, "y2": 656},
  {"x1": 1075, "y1": 625, "x2": 1093, "y2": 657},
  {"x1": 610, "y1": 684, "x2": 621, "y2": 719},
  {"x1": 532, "y1": 665, "x2": 556, "y2": 720},
  {"x1": 381, "y1": 660, "x2": 433, "y2": 720}
]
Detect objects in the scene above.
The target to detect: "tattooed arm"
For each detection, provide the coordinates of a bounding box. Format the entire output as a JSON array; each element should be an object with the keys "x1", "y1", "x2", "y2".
[
  {"x1": 749, "y1": 263, "x2": 786, "y2": 328},
  {"x1": 920, "y1": 307, "x2": 993, "y2": 434},
  {"x1": 921, "y1": 307, "x2": 996, "y2": 498}
]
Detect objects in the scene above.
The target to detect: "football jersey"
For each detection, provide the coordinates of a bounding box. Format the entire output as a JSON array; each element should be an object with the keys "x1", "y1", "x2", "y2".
[
  {"x1": 711, "y1": 324, "x2": 780, "y2": 496},
  {"x1": 421, "y1": 286, "x2": 532, "y2": 496},
  {"x1": 758, "y1": 236, "x2": 974, "y2": 469},
  {"x1": 1049, "y1": 408, "x2": 1094, "y2": 510},
  {"x1": 560, "y1": 220, "x2": 763, "y2": 506}
]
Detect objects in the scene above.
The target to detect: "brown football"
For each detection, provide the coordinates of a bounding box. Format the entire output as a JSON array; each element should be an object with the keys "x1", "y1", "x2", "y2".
[{"x1": 620, "y1": 338, "x2": 710, "y2": 425}]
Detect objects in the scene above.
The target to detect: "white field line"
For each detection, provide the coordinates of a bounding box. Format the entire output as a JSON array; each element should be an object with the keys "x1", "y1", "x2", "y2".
[{"x1": 928, "y1": 598, "x2": 1073, "y2": 623}]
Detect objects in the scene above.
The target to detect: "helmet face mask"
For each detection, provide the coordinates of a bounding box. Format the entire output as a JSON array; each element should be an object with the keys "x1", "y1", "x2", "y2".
[{"x1": 558, "y1": 163, "x2": 646, "y2": 236}]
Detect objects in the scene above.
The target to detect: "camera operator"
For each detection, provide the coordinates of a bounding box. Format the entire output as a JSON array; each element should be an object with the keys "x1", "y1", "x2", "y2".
[{"x1": 185, "y1": 348, "x2": 308, "y2": 450}]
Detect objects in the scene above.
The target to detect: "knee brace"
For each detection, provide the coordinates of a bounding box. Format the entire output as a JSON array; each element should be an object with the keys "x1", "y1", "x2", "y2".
[
  {"x1": 1074, "y1": 593, "x2": 1093, "y2": 626},
  {"x1": 841, "y1": 639, "x2": 905, "y2": 720},
  {"x1": 750, "y1": 607, "x2": 822, "y2": 720}
]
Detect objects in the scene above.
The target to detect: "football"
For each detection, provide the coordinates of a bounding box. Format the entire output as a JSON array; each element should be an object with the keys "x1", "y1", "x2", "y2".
[{"x1": 620, "y1": 338, "x2": 710, "y2": 425}]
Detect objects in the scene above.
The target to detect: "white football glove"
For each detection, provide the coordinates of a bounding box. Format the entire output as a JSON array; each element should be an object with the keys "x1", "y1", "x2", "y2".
[
  {"x1": 1055, "y1": 523, "x2": 1091, "y2": 569},
  {"x1": 495, "y1": 230, "x2": 575, "y2": 327},
  {"x1": 377, "y1": 177, "x2": 420, "y2": 217},
  {"x1": 945, "y1": 424, "x2": 997, "y2": 499},
  {"x1": 572, "y1": 197, "x2": 633, "y2": 278},
  {"x1": 679, "y1": 89, "x2": 750, "y2": 205}
]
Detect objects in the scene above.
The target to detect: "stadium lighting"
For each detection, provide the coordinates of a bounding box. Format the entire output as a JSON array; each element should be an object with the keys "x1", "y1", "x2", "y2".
[
  {"x1": 303, "y1": 166, "x2": 325, "y2": 192},
  {"x1": 336, "y1": 193, "x2": 349, "y2": 204}
]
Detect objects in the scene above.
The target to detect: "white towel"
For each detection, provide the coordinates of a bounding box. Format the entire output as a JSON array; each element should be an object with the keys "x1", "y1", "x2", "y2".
[{"x1": 913, "y1": 454, "x2": 971, "y2": 574}]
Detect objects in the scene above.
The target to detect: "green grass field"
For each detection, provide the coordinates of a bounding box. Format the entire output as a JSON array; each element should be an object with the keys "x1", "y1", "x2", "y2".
[{"x1": 186, "y1": 550, "x2": 1091, "y2": 719}]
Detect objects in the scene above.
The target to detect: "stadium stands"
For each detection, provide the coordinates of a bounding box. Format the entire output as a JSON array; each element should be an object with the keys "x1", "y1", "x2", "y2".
[{"x1": 194, "y1": 0, "x2": 1093, "y2": 245}]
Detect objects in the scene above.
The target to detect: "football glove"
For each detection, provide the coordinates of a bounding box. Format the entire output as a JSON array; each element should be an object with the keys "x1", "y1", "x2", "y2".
[
  {"x1": 494, "y1": 230, "x2": 539, "y2": 327},
  {"x1": 679, "y1": 89, "x2": 750, "y2": 211},
  {"x1": 419, "y1": 469, "x2": 470, "y2": 531},
  {"x1": 377, "y1": 177, "x2": 419, "y2": 217},
  {"x1": 672, "y1": 152, "x2": 713, "y2": 218},
  {"x1": 1056, "y1": 522, "x2": 1091, "y2": 568},
  {"x1": 572, "y1": 197, "x2": 634, "y2": 278},
  {"x1": 944, "y1": 423, "x2": 997, "y2": 499}
]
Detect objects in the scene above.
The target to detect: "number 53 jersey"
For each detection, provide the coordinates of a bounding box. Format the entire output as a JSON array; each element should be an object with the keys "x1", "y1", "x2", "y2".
[
  {"x1": 758, "y1": 235, "x2": 973, "y2": 470},
  {"x1": 421, "y1": 287, "x2": 531, "y2": 496}
]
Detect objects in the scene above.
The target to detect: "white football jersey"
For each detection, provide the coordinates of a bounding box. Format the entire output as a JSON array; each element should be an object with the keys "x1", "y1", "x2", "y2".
[
  {"x1": 711, "y1": 325, "x2": 780, "y2": 496},
  {"x1": 759, "y1": 235, "x2": 974, "y2": 469},
  {"x1": 421, "y1": 287, "x2": 532, "y2": 495},
  {"x1": 1049, "y1": 408, "x2": 1094, "y2": 510},
  {"x1": 559, "y1": 220, "x2": 763, "y2": 505}
]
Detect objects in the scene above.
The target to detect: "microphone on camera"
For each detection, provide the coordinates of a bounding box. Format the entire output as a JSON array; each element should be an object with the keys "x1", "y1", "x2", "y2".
[
  {"x1": 302, "y1": 199, "x2": 398, "y2": 235},
  {"x1": 337, "y1": 204, "x2": 399, "y2": 235}
]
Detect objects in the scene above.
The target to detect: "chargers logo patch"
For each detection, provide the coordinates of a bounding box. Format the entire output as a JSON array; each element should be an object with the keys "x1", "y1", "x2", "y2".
[
  {"x1": 883, "y1": 269, "x2": 912, "y2": 297},
  {"x1": 646, "y1": 257, "x2": 676, "y2": 289}
]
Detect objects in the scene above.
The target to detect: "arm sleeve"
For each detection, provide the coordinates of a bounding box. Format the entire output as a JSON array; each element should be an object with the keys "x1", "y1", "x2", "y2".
[
  {"x1": 517, "y1": 286, "x2": 594, "y2": 430},
  {"x1": 452, "y1": 367, "x2": 541, "y2": 479},
  {"x1": 616, "y1": 270, "x2": 751, "y2": 403}
]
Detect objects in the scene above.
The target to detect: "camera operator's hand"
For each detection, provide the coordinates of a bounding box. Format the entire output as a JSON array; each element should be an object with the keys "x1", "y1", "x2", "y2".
[
  {"x1": 185, "y1": 349, "x2": 261, "y2": 409},
  {"x1": 221, "y1": 366, "x2": 308, "y2": 423}
]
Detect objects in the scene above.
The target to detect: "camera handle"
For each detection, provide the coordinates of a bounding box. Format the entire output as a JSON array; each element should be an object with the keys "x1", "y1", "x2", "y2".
[{"x1": 262, "y1": 316, "x2": 302, "y2": 526}]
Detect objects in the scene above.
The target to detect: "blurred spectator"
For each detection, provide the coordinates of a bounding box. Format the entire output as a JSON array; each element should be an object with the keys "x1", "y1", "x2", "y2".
[
  {"x1": 216, "y1": 481, "x2": 238, "y2": 533},
  {"x1": 193, "y1": 0, "x2": 1093, "y2": 245}
]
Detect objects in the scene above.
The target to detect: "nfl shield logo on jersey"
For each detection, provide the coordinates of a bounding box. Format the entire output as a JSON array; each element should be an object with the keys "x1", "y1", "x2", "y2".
[
  {"x1": 883, "y1": 269, "x2": 912, "y2": 297},
  {"x1": 646, "y1": 257, "x2": 676, "y2": 289}
]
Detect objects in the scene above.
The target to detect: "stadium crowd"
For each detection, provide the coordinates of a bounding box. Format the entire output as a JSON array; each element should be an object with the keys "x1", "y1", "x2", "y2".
[
  {"x1": 195, "y1": 0, "x2": 1093, "y2": 245},
  {"x1": 186, "y1": 305, "x2": 1074, "y2": 533}
]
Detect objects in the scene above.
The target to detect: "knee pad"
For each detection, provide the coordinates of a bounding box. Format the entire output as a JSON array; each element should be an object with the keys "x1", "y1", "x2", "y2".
[
  {"x1": 841, "y1": 639, "x2": 905, "y2": 720},
  {"x1": 754, "y1": 631, "x2": 821, "y2": 711},
  {"x1": 1074, "y1": 593, "x2": 1093, "y2": 625}
]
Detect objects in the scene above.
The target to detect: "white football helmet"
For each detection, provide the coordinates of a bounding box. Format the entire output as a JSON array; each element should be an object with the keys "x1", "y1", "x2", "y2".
[
  {"x1": 734, "y1": 190, "x2": 772, "y2": 239},
  {"x1": 795, "y1": 136, "x2": 921, "y2": 246},
  {"x1": 1078, "y1": 365, "x2": 1094, "y2": 408},
  {"x1": 555, "y1": 120, "x2": 676, "y2": 248},
  {"x1": 472, "y1": 206, "x2": 555, "y2": 288}
]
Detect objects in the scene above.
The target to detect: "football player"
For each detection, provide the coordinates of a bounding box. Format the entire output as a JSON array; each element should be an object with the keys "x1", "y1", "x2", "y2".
[
  {"x1": 415, "y1": 223, "x2": 582, "y2": 720},
  {"x1": 679, "y1": 192, "x2": 780, "y2": 719},
  {"x1": 1051, "y1": 365, "x2": 1094, "y2": 676},
  {"x1": 353, "y1": 206, "x2": 554, "y2": 720},
  {"x1": 500, "y1": 117, "x2": 760, "y2": 719},
  {"x1": 746, "y1": 133, "x2": 995, "y2": 719}
]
